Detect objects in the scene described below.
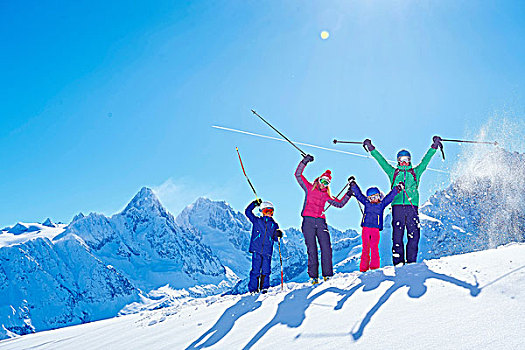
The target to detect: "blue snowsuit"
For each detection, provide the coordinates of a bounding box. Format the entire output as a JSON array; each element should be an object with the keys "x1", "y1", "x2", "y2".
[{"x1": 245, "y1": 201, "x2": 280, "y2": 292}]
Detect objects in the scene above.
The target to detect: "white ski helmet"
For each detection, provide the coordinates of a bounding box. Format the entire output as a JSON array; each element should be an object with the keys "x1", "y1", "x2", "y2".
[{"x1": 260, "y1": 201, "x2": 274, "y2": 212}]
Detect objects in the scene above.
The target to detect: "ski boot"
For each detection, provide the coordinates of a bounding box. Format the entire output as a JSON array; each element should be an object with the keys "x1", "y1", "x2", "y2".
[
  {"x1": 260, "y1": 289, "x2": 268, "y2": 294},
  {"x1": 311, "y1": 277, "x2": 319, "y2": 285},
  {"x1": 323, "y1": 276, "x2": 330, "y2": 282}
]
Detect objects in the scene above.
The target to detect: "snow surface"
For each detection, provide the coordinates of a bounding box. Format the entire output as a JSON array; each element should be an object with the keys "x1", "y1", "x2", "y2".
[
  {"x1": 0, "y1": 223, "x2": 66, "y2": 247},
  {"x1": 1, "y1": 243, "x2": 523, "y2": 349}
]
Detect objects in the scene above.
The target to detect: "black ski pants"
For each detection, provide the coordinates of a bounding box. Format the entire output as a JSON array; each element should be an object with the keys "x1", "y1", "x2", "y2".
[
  {"x1": 392, "y1": 205, "x2": 420, "y2": 265},
  {"x1": 301, "y1": 216, "x2": 333, "y2": 278}
]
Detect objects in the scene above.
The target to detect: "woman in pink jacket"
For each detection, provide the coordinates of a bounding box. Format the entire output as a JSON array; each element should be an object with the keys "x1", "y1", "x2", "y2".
[{"x1": 295, "y1": 154, "x2": 352, "y2": 284}]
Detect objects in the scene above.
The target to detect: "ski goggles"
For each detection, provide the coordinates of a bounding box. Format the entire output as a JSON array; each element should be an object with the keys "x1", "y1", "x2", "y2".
[
  {"x1": 398, "y1": 156, "x2": 411, "y2": 165},
  {"x1": 319, "y1": 177, "x2": 331, "y2": 186},
  {"x1": 262, "y1": 208, "x2": 274, "y2": 215},
  {"x1": 368, "y1": 193, "x2": 381, "y2": 202}
]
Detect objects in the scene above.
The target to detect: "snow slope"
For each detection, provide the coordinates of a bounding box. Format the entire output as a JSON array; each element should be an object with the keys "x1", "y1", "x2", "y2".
[{"x1": 1, "y1": 243, "x2": 523, "y2": 349}]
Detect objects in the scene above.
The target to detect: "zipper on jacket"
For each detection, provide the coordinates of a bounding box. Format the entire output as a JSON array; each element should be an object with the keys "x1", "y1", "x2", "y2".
[
  {"x1": 261, "y1": 218, "x2": 269, "y2": 255},
  {"x1": 403, "y1": 170, "x2": 406, "y2": 205}
]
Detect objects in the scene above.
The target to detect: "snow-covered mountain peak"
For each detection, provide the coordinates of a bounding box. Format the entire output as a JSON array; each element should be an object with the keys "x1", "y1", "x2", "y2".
[
  {"x1": 71, "y1": 212, "x2": 85, "y2": 223},
  {"x1": 42, "y1": 218, "x2": 55, "y2": 227},
  {"x1": 176, "y1": 197, "x2": 250, "y2": 233},
  {"x1": 59, "y1": 212, "x2": 115, "y2": 249},
  {"x1": 184, "y1": 197, "x2": 233, "y2": 214},
  {"x1": 121, "y1": 187, "x2": 168, "y2": 218}
]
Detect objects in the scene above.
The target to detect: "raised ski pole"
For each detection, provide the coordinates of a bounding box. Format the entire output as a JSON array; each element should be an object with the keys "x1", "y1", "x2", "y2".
[
  {"x1": 251, "y1": 110, "x2": 307, "y2": 157},
  {"x1": 333, "y1": 139, "x2": 362, "y2": 144},
  {"x1": 346, "y1": 176, "x2": 364, "y2": 215},
  {"x1": 323, "y1": 182, "x2": 350, "y2": 213},
  {"x1": 436, "y1": 137, "x2": 498, "y2": 161},
  {"x1": 278, "y1": 238, "x2": 284, "y2": 290},
  {"x1": 333, "y1": 139, "x2": 370, "y2": 153},
  {"x1": 439, "y1": 143, "x2": 445, "y2": 160},
  {"x1": 236, "y1": 147, "x2": 259, "y2": 200},
  {"x1": 354, "y1": 193, "x2": 364, "y2": 215},
  {"x1": 441, "y1": 138, "x2": 498, "y2": 146}
]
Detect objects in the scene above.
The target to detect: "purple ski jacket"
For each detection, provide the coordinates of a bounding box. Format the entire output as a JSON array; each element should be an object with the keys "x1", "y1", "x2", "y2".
[{"x1": 295, "y1": 160, "x2": 350, "y2": 219}]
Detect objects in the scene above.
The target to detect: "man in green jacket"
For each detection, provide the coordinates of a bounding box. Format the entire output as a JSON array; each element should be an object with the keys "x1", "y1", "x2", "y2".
[{"x1": 363, "y1": 136, "x2": 442, "y2": 265}]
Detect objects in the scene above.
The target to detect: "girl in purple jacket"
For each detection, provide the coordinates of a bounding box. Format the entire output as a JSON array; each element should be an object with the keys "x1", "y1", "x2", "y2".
[{"x1": 295, "y1": 154, "x2": 352, "y2": 284}]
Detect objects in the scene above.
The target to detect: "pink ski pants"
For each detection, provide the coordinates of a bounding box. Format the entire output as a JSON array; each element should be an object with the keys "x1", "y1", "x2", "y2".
[{"x1": 360, "y1": 227, "x2": 380, "y2": 272}]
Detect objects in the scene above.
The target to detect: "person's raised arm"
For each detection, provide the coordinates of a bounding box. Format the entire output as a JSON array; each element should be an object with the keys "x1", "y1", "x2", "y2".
[
  {"x1": 295, "y1": 154, "x2": 314, "y2": 191},
  {"x1": 381, "y1": 183, "x2": 403, "y2": 209},
  {"x1": 350, "y1": 182, "x2": 367, "y2": 205},
  {"x1": 326, "y1": 189, "x2": 352, "y2": 208},
  {"x1": 244, "y1": 199, "x2": 261, "y2": 223},
  {"x1": 364, "y1": 139, "x2": 395, "y2": 177},
  {"x1": 415, "y1": 136, "x2": 440, "y2": 176}
]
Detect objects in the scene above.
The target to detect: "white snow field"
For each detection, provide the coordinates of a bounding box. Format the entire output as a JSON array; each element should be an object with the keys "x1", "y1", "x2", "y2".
[{"x1": 1, "y1": 243, "x2": 523, "y2": 350}]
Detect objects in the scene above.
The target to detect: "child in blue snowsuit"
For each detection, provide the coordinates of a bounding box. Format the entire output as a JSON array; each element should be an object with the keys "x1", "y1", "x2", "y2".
[
  {"x1": 350, "y1": 179, "x2": 404, "y2": 272},
  {"x1": 245, "y1": 199, "x2": 283, "y2": 293}
]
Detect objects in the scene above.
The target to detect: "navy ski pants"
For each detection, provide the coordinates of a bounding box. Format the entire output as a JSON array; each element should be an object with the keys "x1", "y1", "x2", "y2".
[
  {"x1": 248, "y1": 252, "x2": 271, "y2": 292},
  {"x1": 392, "y1": 205, "x2": 420, "y2": 265},
  {"x1": 301, "y1": 216, "x2": 333, "y2": 278}
]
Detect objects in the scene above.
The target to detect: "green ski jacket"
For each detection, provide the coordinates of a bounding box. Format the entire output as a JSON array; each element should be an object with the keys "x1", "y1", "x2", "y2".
[{"x1": 370, "y1": 147, "x2": 437, "y2": 206}]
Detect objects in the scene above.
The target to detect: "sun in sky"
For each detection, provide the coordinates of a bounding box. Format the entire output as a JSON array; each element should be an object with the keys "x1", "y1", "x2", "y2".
[{"x1": 320, "y1": 30, "x2": 330, "y2": 40}]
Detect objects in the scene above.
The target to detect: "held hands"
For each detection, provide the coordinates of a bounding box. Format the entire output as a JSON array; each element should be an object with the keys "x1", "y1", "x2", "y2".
[
  {"x1": 275, "y1": 229, "x2": 283, "y2": 238},
  {"x1": 395, "y1": 182, "x2": 405, "y2": 192},
  {"x1": 363, "y1": 139, "x2": 375, "y2": 152},
  {"x1": 431, "y1": 135, "x2": 443, "y2": 150},
  {"x1": 302, "y1": 154, "x2": 314, "y2": 164},
  {"x1": 253, "y1": 198, "x2": 262, "y2": 206}
]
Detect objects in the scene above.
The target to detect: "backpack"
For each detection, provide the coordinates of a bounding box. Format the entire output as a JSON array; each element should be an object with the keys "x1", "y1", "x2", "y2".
[{"x1": 391, "y1": 168, "x2": 418, "y2": 189}]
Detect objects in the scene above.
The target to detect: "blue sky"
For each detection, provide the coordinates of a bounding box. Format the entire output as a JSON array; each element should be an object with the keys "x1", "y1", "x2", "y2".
[{"x1": 1, "y1": 0, "x2": 524, "y2": 230}]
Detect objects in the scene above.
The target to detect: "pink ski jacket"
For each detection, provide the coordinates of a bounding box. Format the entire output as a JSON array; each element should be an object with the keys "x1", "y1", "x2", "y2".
[{"x1": 295, "y1": 160, "x2": 350, "y2": 219}]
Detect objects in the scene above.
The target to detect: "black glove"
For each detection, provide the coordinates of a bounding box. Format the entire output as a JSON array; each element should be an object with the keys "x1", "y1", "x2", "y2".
[
  {"x1": 275, "y1": 229, "x2": 283, "y2": 238},
  {"x1": 253, "y1": 198, "x2": 262, "y2": 206},
  {"x1": 302, "y1": 154, "x2": 314, "y2": 164},
  {"x1": 395, "y1": 182, "x2": 405, "y2": 192},
  {"x1": 431, "y1": 135, "x2": 443, "y2": 150},
  {"x1": 363, "y1": 139, "x2": 375, "y2": 152},
  {"x1": 348, "y1": 176, "x2": 356, "y2": 188}
]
